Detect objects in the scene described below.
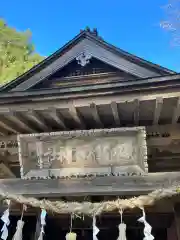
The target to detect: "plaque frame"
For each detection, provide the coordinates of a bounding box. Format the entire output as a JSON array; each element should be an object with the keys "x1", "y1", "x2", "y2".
[{"x1": 17, "y1": 127, "x2": 148, "y2": 179}]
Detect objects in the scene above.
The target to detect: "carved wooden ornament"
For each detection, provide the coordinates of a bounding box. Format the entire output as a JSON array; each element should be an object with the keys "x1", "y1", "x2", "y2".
[
  {"x1": 76, "y1": 52, "x2": 92, "y2": 67},
  {"x1": 17, "y1": 127, "x2": 148, "y2": 179}
]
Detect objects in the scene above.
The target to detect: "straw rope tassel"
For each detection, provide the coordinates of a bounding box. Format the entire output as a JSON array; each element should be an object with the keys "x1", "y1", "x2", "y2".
[
  {"x1": 12, "y1": 205, "x2": 26, "y2": 240},
  {"x1": 38, "y1": 209, "x2": 47, "y2": 240},
  {"x1": 93, "y1": 215, "x2": 99, "y2": 240},
  {"x1": 138, "y1": 208, "x2": 154, "y2": 240},
  {"x1": 1, "y1": 200, "x2": 10, "y2": 240},
  {"x1": 117, "y1": 209, "x2": 127, "y2": 240},
  {"x1": 66, "y1": 214, "x2": 77, "y2": 240}
]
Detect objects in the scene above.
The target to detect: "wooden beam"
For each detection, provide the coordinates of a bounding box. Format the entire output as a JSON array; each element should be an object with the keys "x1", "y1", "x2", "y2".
[
  {"x1": 153, "y1": 97, "x2": 163, "y2": 125},
  {"x1": 0, "y1": 162, "x2": 15, "y2": 178},
  {"x1": 0, "y1": 127, "x2": 8, "y2": 136},
  {"x1": 1, "y1": 91, "x2": 180, "y2": 114},
  {"x1": 90, "y1": 103, "x2": 103, "y2": 128},
  {"x1": 133, "y1": 99, "x2": 140, "y2": 125},
  {"x1": 7, "y1": 112, "x2": 37, "y2": 133},
  {"x1": 26, "y1": 110, "x2": 49, "y2": 132},
  {"x1": 49, "y1": 108, "x2": 67, "y2": 130},
  {"x1": 68, "y1": 105, "x2": 85, "y2": 128},
  {"x1": 0, "y1": 91, "x2": 180, "y2": 115},
  {"x1": 1, "y1": 172, "x2": 180, "y2": 197},
  {"x1": 0, "y1": 116, "x2": 20, "y2": 134},
  {"x1": 111, "y1": 101, "x2": 120, "y2": 126},
  {"x1": 147, "y1": 123, "x2": 180, "y2": 135},
  {"x1": 172, "y1": 97, "x2": 180, "y2": 124},
  {"x1": 149, "y1": 161, "x2": 180, "y2": 171}
]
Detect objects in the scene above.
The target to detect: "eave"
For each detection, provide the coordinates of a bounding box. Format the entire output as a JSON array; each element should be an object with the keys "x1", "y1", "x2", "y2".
[
  {"x1": 0, "y1": 73, "x2": 179, "y2": 103},
  {"x1": 0, "y1": 73, "x2": 178, "y2": 138}
]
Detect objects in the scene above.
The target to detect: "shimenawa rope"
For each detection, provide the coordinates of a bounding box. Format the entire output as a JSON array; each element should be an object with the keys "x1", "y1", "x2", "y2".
[{"x1": 0, "y1": 185, "x2": 180, "y2": 216}]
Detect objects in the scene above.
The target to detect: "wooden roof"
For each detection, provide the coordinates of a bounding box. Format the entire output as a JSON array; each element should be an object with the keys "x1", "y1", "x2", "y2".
[
  {"x1": 0, "y1": 28, "x2": 176, "y2": 93},
  {"x1": 0, "y1": 28, "x2": 178, "y2": 140},
  {"x1": 0, "y1": 29, "x2": 180, "y2": 200}
]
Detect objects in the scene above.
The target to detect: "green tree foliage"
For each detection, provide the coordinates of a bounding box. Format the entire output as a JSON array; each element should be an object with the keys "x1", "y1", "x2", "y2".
[{"x1": 0, "y1": 19, "x2": 44, "y2": 84}]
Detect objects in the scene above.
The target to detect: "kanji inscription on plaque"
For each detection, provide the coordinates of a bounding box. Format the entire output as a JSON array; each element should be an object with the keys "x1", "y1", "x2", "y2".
[{"x1": 17, "y1": 127, "x2": 148, "y2": 179}]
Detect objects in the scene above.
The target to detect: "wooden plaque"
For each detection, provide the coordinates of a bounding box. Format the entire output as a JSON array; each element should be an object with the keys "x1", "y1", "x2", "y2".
[{"x1": 17, "y1": 127, "x2": 148, "y2": 179}]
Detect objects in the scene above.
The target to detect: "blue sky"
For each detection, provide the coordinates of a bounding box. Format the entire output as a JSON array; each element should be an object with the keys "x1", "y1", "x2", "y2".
[{"x1": 1, "y1": 0, "x2": 180, "y2": 72}]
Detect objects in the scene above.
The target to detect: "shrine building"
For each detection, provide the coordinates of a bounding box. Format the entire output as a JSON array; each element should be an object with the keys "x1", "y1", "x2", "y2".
[{"x1": 0, "y1": 28, "x2": 180, "y2": 240}]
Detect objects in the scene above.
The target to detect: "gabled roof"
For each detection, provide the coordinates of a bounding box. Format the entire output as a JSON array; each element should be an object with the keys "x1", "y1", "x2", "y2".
[
  {"x1": 0, "y1": 73, "x2": 179, "y2": 104},
  {"x1": 0, "y1": 28, "x2": 176, "y2": 92}
]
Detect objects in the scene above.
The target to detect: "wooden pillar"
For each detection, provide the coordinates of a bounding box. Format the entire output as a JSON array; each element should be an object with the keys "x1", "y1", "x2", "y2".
[
  {"x1": 173, "y1": 203, "x2": 180, "y2": 240},
  {"x1": 34, "y1": 214, "x2": 41, "y2": 240}
]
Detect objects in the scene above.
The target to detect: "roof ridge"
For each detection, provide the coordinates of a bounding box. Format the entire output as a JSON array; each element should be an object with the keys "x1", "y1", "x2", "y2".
[{"x1": 0, "y1": 28, "x2": 176, "y2": 92}]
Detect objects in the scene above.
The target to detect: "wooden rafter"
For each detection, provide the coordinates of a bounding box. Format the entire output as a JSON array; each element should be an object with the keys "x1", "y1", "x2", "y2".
[
  {"x1": 172, "y1": 97, "x2": 180, "y2": 124},
  {"x1": 7, "y1": 112, "x2": 37, "y2": 133},
  {"x1": 0, "y1": 127, "x2": 9, "y2": 136},
  {"x1": 133, "y1": 99, "x2": 140, "y2": 125},
  {"x1": 111, "y1": 101, "x2": 120, "y2": 126},
  {"x1": 0, "y1": 116, "x2": 20, "y2": 134},
  {"x1": 0, "y1": 95, "x2": 178, "y2": 133},
  {"x1": 0, "y1": 91, "x2": 180, "y2": 113},
  {"x1": 90, "y1": 103, "x2": 103, "y2": 128},
  {"x1": 153, "y1": 97, "x2": 163, "y2": 125},
  {"x1": 25, "y1": 110, "x2": 49, "y2": 132},
  {"x1": 49, "y1": 108, "x2": 67, "y2": 130},
  {"x1": 68, "y1": 105, "x2": 85, "y2": 128}
]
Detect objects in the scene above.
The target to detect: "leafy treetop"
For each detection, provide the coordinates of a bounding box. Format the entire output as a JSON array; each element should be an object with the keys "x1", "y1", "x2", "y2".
[{"x1": 0, "y1": 19, "x2": 44, "y2": 84}]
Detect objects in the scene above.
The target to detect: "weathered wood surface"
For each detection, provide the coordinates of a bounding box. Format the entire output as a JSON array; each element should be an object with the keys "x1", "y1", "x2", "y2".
[
  {"x1": 0, "y1": 91, "x2": 179, "y2": 136},
  {"x1": 1, "y1": 124, "x2": 180, "y2": 174},
  {"x1": 11, "y1": 38, "x2": 160, "y2": 92},
  {"x1": 18, "y1": 127, "x2": 147, "y2": 179},
  {"x1": 0, "y1": 77, "x2": 178, "y2": 107},
  {"x1": 0, "y1": 93, "x2": 178, "y2": 137},
  {"x1": 0, "y1": 172, "x2": 180, "y2": 197}
]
